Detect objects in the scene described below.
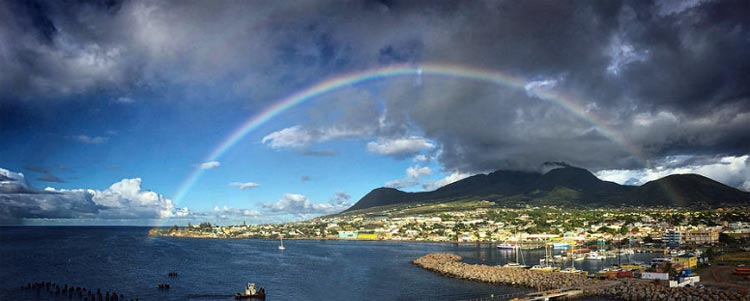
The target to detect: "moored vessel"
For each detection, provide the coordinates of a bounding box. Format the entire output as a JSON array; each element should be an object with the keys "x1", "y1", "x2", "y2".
[{"x1": 235, "y1": 282, "x2": 265, "y2": 299}]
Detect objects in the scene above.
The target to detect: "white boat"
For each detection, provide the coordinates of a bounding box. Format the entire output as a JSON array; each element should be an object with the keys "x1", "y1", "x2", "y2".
[
  {"x1": 650, "y1": 257, "x2": 671, "y2": 265},
  {"x1": 585, "y1": 251, "x2": 606, "y2": 260},
  {"x1": 503, "y1": 262, "x2": 529, "y2": 269},
  {"x1": 496, "y1": 243, "x2": 516, "y2": 250},
  {"x1": 530, "y1": 265, "x2": 559, "y2": 272},
  {"x1": 278, "y1": 236, "x2": 285, "y2": 251},
  {"x1": 559, "y1": 267, "x2": 587, "y2": 274}
]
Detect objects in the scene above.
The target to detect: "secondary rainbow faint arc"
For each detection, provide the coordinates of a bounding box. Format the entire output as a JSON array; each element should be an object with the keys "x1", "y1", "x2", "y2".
[{"x1": 172, "y1": 63, "x2": 640, "y2": 203}]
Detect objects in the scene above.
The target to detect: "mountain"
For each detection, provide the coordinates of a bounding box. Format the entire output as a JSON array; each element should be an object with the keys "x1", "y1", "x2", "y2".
[
  {"x1": 625, "y1": 174, "x2": 750, "y2": 207},
  {"x1": 344, "y1": 166, "x2": 749, "y2": 213}
]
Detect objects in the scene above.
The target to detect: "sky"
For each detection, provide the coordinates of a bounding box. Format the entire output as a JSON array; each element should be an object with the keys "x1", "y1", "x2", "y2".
[{"x1": 1, "y1": 0, "x2": 749, "y2": 226}]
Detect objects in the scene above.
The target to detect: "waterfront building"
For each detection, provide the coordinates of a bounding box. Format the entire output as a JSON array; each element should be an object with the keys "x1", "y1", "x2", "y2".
[
  {"x1": 338, "y1": 231, "x2": 358, "y2": 239},
  {"x1": 356, "y1": 232, "x2": 377, "y2": 240},
  {"x1": 672, "y1": 255, "x2": 698, "y2": 269},
  {"x1": 679, "y1": 227, "x2": 719, "y2": 245},
  {"x1": 662, "y1": 229, "x2": 681, "y2": 246}
]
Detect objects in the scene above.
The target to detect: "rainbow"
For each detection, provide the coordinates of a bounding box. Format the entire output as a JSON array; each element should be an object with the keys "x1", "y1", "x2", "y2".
[{"x1": 172, "y1": 63, "x2": 641, "y2": 204}]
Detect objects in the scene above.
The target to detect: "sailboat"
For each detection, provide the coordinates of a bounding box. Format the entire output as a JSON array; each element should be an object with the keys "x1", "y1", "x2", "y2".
[
  {"x1": 560, "y1": 245, "x2": 586, "y2": 274},
  {"x1": 278, "y1": 236, "x2": 285, "y2": 251},
  {"x1": 502, "y1": 245, "x2": 529, "y2": 269},
  {"x1": 502, "y1": 228, "x2": 529, "y2": 268},
  {"x1": 530, "y1": 244, "x2": 559, "y2": 272}
]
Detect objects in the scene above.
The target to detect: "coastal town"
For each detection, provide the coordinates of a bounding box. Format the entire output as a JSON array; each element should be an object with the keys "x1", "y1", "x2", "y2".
[
  {"x1": 154, "y1": 204, "x2": 749, "y2": 247},
  {"x1": 153, "y1": 203, "x2": 750, "y2": 299},
  {"x1": 154, "y1": 203, "x2": 748, "y2": 300}
]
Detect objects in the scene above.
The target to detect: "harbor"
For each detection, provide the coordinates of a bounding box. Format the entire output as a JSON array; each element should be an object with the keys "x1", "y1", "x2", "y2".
[{"x1": 413, "y1": 253, "x2": 750, "y2": 301}]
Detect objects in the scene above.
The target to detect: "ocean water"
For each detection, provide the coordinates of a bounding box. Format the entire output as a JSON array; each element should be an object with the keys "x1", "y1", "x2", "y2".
[{"x1": 0, "y1": 227, "x2": 646, "y2": 300}]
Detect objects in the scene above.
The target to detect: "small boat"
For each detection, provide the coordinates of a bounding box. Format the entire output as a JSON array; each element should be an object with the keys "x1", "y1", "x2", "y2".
[
  {"x1": 235, "y1": 282, "x2": 265, "y2": 299},
  {"x1": 503, "y1": 262, "x2": 529, "y2": 269},
  {"x1": 278, "y1": 236, "x2": 285, "y2": 251},
  {"x1": 559, "y1": 267, "x2": 587, "y2": 275},
  {"x1": 585, "y1": 251, "x2": 606, "y2": 260},
  {"x1": 496, "y1": 243, "x2": 516, "y2": 250},
  {"x1": 530, "y1": 265, "x2": 559, "y2": 272}
]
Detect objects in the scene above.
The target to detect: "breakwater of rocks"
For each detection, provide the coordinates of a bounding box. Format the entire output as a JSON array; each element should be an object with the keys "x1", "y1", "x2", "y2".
[
  {"x1": 584, "y1": 278, "x2": 749, "y2": 301},
  {"x1": 412, "y1": 253, "x2": 590, "y2": 291},
  {"x1": 412, "y1": 253, "x2": 749, "y2": 301}
]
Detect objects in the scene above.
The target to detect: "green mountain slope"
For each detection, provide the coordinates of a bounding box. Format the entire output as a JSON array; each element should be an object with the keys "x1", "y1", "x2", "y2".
[{"x1": 343, "y1": 166, "x2": 749, "y2": 212}]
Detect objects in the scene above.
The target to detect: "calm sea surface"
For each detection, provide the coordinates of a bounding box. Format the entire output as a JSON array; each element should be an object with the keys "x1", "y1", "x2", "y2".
[{"x1": 0, "y1": 227, "x2": 649, "y2": 300}]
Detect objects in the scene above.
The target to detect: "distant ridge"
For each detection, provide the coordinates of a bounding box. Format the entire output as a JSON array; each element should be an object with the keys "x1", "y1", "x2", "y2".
[{"x1": 343, "y1": 166, "x2": 749, "y2": 213}]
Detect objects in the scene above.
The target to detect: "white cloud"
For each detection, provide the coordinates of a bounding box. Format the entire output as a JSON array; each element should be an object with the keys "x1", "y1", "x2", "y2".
[
  {"x1": 422, "y1": 171, "x2": 473, "y2": 191},
  {"x1": 596, "y1": 155, "x2": 750, "y2": 191},
  {"x1": 656, "y1": 0, "x2": 710, "y2": 16},
  {"x1": 606, "y1": 36, "x2": 649, "y2": 75},
  {"x1": 230, "y1": 182, "x2": 260, "y2": 190},
  {"x1": 199, "y1": 161, "x2": 220, "y2": 170},
  {"x1": 385, "y1": 165, "x2": 432, "y2": 189},
  {"x1": 414, "y1": 154, "x2": 429, "y2": 162},
  {"x1": 524, "y1": 78, "x2": 559, "y2": 98},
  {"x1": 91, "y1": 178, "x2": 175, "y2": 218},
  {"x1": 262, "y1": 125, "x2": 371, "y2": 150},
  {"x1": 366, "y1": 136, "x2": 435, "y2": 157},
  {"x1": 213, "y1": 206, "x2": 259, "y2": 217},
  {"x1": 1, "y1": 168, "x2": 178, "y2": 222},
  {"x1": 75, "y1": 135, "x2": 108, "y2": 144},
  {"x1": 406, "y1": 166, "x2": 432, "y2": 178},
  {"x1": 0, "y1": 168, "x2": 30, "y2": 193},
  {"x1": 261, "y1": 126, "x2": 314, "y2": 149},
  {"x1": 262, "y1": 193, "x2": 347, "y2": 215}
]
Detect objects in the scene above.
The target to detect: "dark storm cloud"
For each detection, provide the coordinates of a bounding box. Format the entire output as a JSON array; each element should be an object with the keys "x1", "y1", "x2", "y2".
[{"x1": 2, "y1": 0, "x2": 748, "y2": 174}]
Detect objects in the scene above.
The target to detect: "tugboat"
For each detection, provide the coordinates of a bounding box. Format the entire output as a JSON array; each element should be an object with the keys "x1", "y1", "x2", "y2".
[{"x1": 235, "y1": 282, "x2": 265, "y2": 299}]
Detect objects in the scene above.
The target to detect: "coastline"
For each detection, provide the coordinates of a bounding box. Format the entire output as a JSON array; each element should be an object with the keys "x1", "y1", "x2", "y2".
[
  {"x1": 149, "y1": 229, "x2": 544, "y2": 246},
  {"x1": 149, "y1": 229, "x2": 479, "y2": 243}
]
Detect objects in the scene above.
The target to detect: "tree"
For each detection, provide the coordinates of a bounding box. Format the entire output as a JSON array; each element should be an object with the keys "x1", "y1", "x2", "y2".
[
  {"x1": 619, "y1": 226, "x2": 628, "y2": 235},
  {"x1": 719, "y1": 233, "x2": 735, "y2": 244},
  {"x1": 705, "y1": 247, "x2": 715, "y2": 259}
]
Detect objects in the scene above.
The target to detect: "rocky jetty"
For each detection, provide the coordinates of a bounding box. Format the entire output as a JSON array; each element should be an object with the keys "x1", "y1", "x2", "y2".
[
  {"x1": 412, "y1": 253, "x2": 590, "y2": 290},
  {"x1": 413, "y1": 253, "x2": 749, "y2": 301},
  {"x1": 585, "y1": 278, "x2": 750, "y2": 301}
]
